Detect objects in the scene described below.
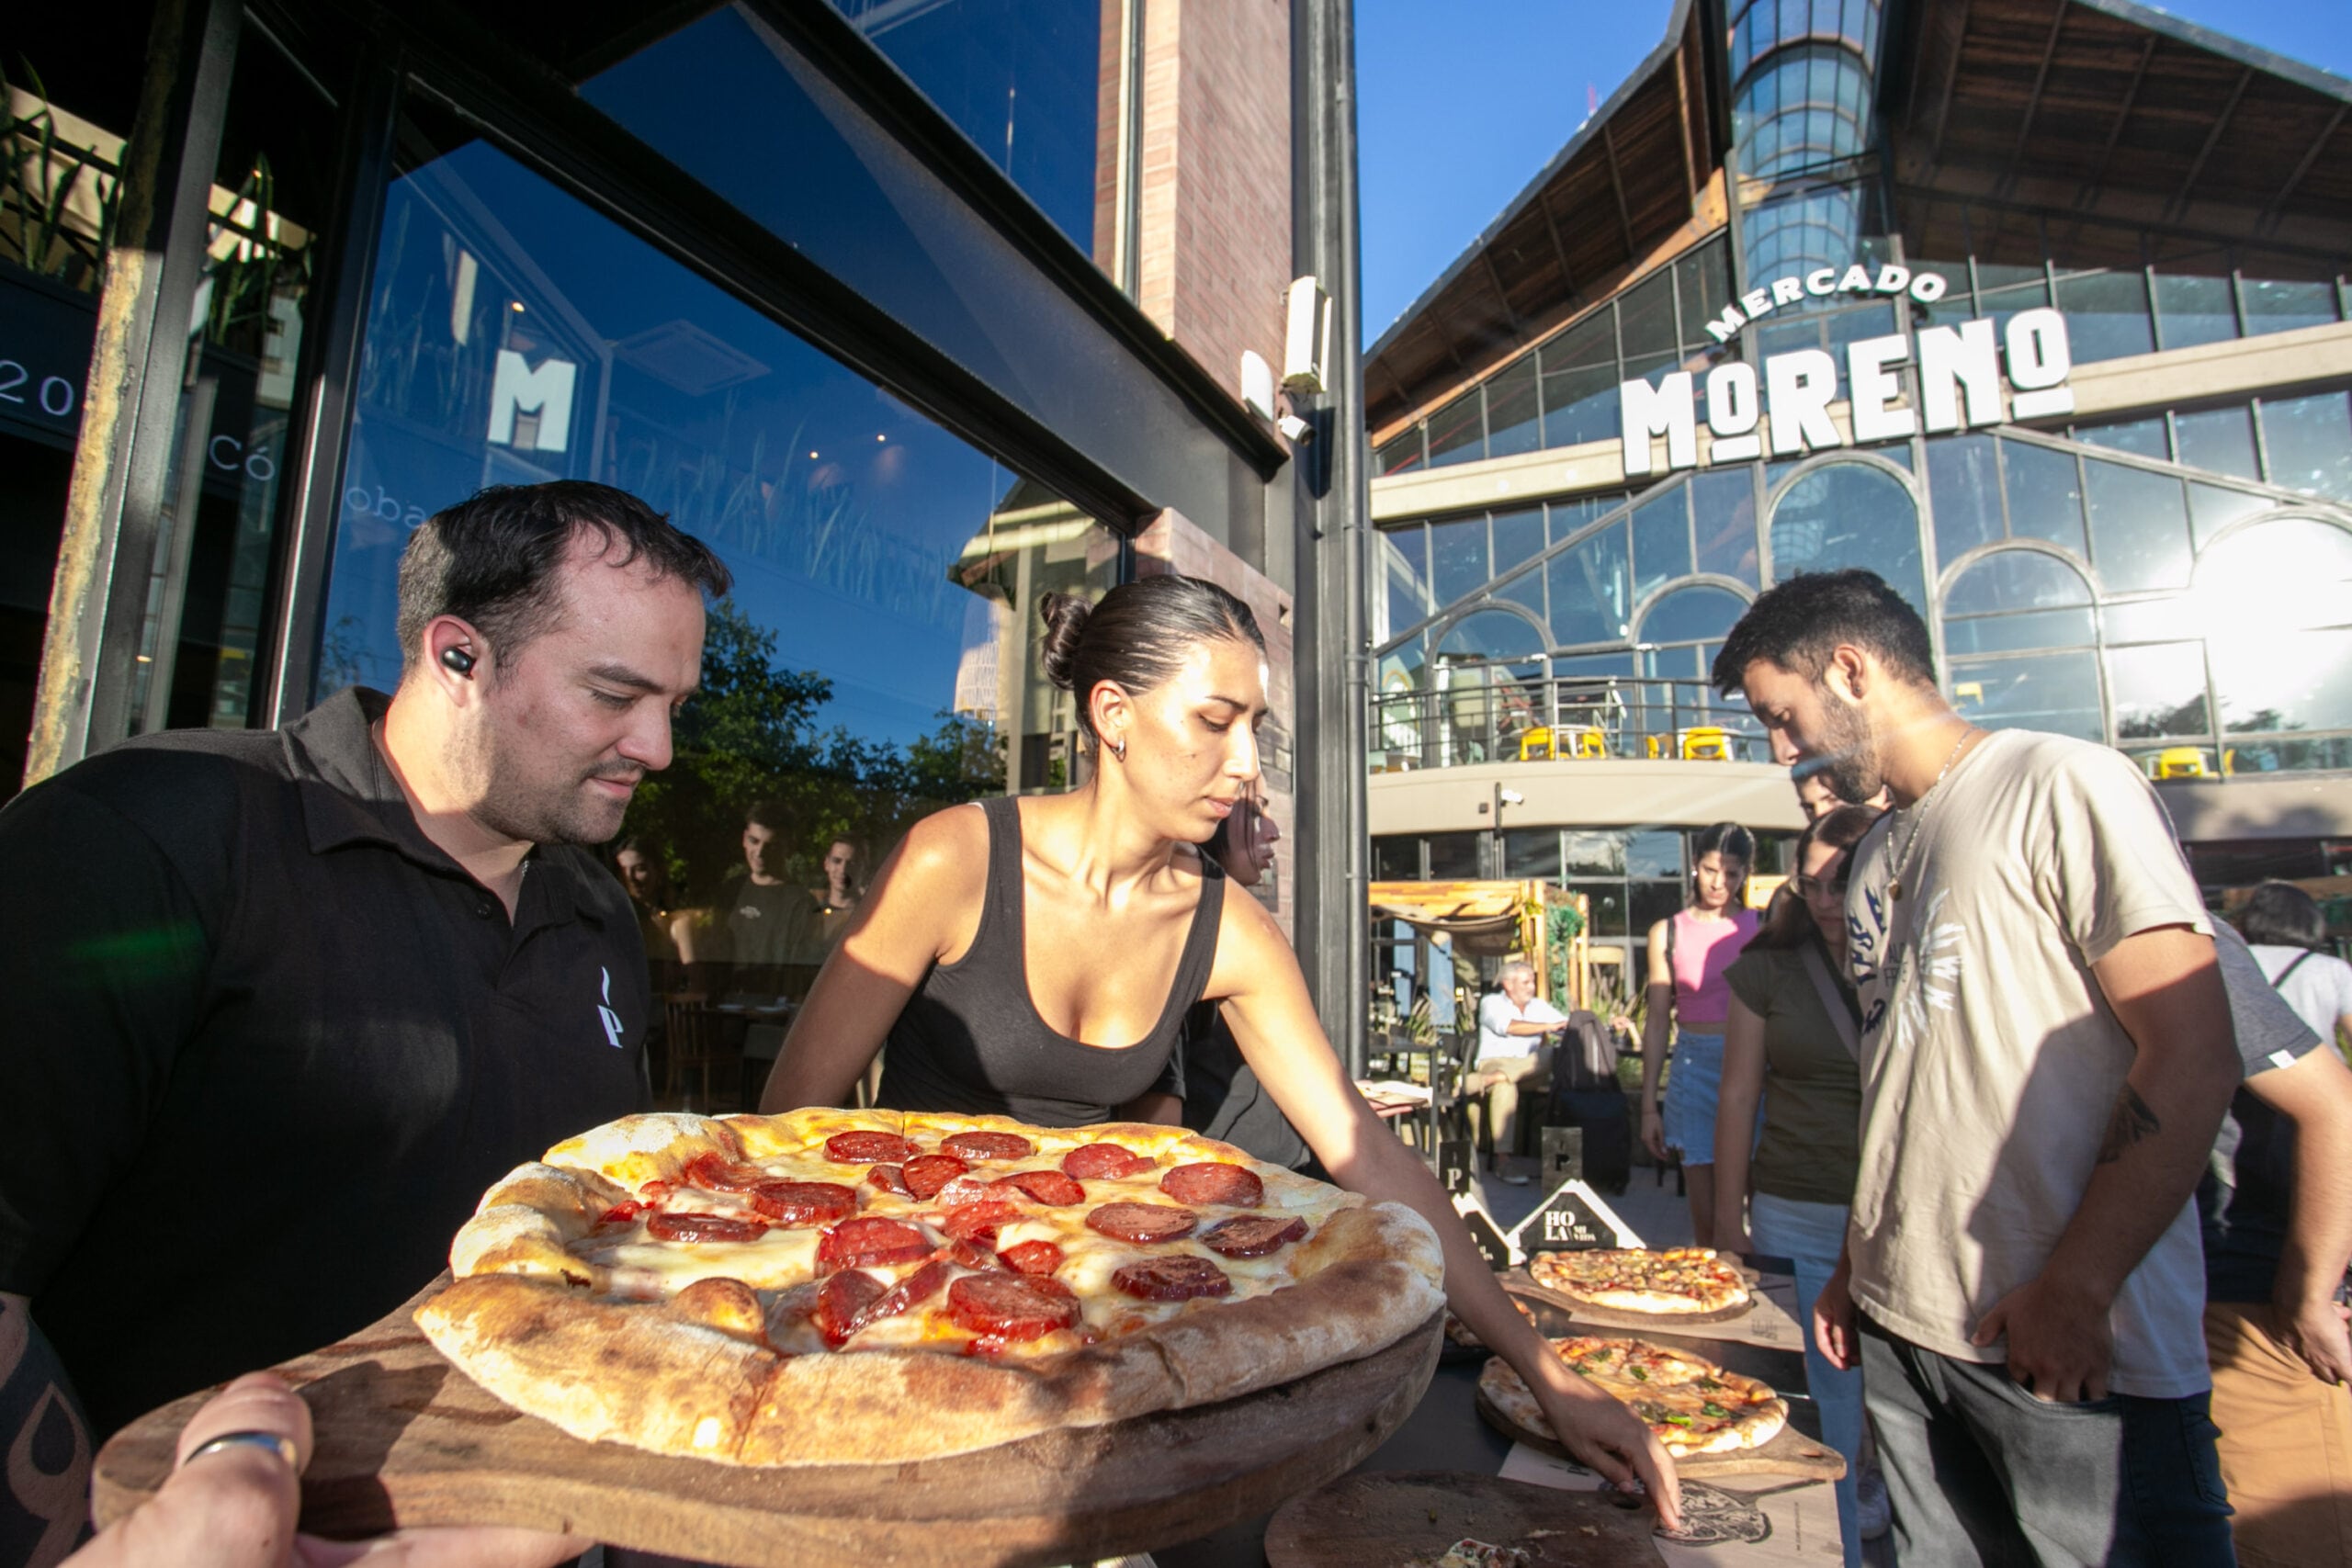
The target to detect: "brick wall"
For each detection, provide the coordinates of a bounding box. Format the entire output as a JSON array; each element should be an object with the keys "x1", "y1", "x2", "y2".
[
  {"x1": 1133, "y1": 508, "x2": 1297, "y2": 942},
  {"x1": 1136, "y1": 0, "x2": 1293, "y2": 427}
]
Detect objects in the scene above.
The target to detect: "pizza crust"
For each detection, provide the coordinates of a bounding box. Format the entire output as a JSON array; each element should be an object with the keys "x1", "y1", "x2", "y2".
[
  {"x1": 1526, "y1": 1247, "x2": 1749, "y2": 1314},
  {"x1": 1477, "y1": 1337, "x2": 1787, "y2": 1458},
  {"x1": 417, "y1": 1110, "x2": 1445, "y2": 1466}
]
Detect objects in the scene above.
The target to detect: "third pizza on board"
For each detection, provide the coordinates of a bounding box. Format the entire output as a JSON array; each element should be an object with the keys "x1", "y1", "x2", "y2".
[
  {"x1": 1480, "y1": 1335, "x2": 1787, "y2": 1458},
  {"x1": 416, "y1": 1106, "x2": 1444, "y2": 1467},
  {"x1": 1525, "y1": 1246, "x2": 1750, "y2": 1314}
]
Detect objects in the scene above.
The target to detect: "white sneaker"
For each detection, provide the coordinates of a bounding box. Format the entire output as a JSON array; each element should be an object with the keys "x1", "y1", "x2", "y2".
[{"x1": 1857, "y1": 1464, "x2": 1891, "y2": 1540}]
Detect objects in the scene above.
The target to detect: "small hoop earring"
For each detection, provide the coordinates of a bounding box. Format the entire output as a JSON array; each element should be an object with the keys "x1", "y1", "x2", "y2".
[{"x1": 1110, "y1": 738, "x2": 1127, "y2": 762}]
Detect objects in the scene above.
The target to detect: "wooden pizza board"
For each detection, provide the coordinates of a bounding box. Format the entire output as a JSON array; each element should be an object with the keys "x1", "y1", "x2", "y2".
[
  {"x1": 93, "y1": 1278, "x2": 1444, "y2": 1568},
  {"x1": 1472, "y1": 1382, "x2": 1845, "y2": 1484},
  {"x1": 1265, "y1": 1469, "x2": 1665, "y2": 1568}
]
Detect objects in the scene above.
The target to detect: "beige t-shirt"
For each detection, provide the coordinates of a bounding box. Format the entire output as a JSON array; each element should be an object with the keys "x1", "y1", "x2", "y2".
[{"x1": 1844, "y1": 728, "x2": 2214, "y2": 1398}]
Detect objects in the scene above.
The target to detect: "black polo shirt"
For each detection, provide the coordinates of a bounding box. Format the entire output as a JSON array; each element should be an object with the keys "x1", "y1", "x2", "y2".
[{"x1": 0, "y1": 689, "x2": 650, "y2": 1438}]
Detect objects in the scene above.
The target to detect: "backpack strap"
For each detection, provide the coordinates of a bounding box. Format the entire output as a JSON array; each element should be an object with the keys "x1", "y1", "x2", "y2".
[{"x1": 1801, "y1": 942, "x2": 1862, "y2": 1064}]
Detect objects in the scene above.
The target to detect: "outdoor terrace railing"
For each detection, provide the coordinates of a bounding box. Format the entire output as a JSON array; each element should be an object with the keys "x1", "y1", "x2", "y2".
[{"x1": 1369, "y1": 674, "x2": 1771, "y2": 772}]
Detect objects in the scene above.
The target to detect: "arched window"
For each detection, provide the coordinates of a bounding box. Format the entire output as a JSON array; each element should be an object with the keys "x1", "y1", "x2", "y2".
[
  {"x1": 1637, "y1": 584, "x2": 1747, "y2": 647},
  {"x1": 1432, "y1": 609, "x2": 1548, "y2": 766},
  {"x1": 1769, "y1": 460, "x2": 1928, "y2": 613},
  {"x1": 2196, "y1": 517, "x2": 2352, "y2": 765},
  {"x1": 1942, "y1": 550, "x2": 2102, "y2": 741}
]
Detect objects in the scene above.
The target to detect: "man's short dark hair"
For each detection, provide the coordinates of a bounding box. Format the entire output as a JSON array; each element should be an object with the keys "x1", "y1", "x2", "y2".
[
  {"x1": 2240, "y1": 879, "x2": 2327, "y2": 951},
  {"x1": 744, "y1": 800, "x2": 790, "y2": 833},
  {"x1": 394, "y1": 481, "x2": 732, "y2": 668},
  {"x1": 1711, "y1": 570, "x2": 1936, "y2": 696}
]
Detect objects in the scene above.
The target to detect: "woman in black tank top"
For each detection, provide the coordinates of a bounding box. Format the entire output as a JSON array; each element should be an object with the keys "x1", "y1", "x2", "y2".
[{"x1": 754, "y1": 576, "x2": 1685, "y2": 1529}]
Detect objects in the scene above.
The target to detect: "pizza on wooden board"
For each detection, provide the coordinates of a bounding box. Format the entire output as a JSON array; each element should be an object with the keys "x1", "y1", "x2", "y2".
[
  {"x1": 1525, "y1": 1247, "x2": 1750, "y2": 1314},
  {"x1": 1480, "y1": 1336, "x2": 1787, "y2": 1458},
  {"x1": 415, "y1": 1108, "x2": 1443, "y2": 1466}
]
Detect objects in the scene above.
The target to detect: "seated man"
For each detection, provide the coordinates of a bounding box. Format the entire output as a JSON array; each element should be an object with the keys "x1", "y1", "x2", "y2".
[{"x1": 1476, "y1": 960, "x2": 1567, "y2": 1182}]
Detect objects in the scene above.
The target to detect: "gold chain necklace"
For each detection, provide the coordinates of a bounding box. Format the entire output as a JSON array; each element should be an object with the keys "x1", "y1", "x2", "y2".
[{"x1": 1889, "y1": 727, "x2": 1979, "y2": 902}]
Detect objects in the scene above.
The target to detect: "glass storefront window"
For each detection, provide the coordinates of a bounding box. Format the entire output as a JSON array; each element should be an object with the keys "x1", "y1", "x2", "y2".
[
  {"x1": 1640, "y1": 584, "x2": 1747, "y2": 645},
  {"x1": 2258, "y1": 391, "x2": 2352, "y2": 502},
  {"x1": 1944, "y1": 548, "x2": 2090, "y2": 615},
  {"x1": 2188, "y1": 483, "x2": 2271, "y2": 549},
  {"x1": 2239, "y1": 277, "x2": 2340, "y2": 338},
  {"x1": 1627, "y1": 829, "x2": 1685, "y2": 880},
  {"x1": 2052, "y1": 271, "x2": 2153, "y2": 364},
  {"x1": 2211, "y1": 630, "x2": 2352, "y2": 738},
  {"x1": 1426, "y1": 832, "x2": 1481, "y2": 880},
  {"x1": 1548, "y1": 525, "x2": 1632, "y2": 647},
  {"x1": 2154, "y1": 273, "x2": 2235, "y2": 350},
  {"x1": 2000, "y1": 441, "x2": 2086, "y2": 557},
  {"x1": 1425, "y1": 388, "x2": 1486, "y2": 468},
  {"x1": 821, "y1": 0, "x2": 1113, "y2": 260},
  {"x1": 1690, "y1": 469, "x2": 1758, "y2": 585},
  {"x1": 1541, "y1": 362, "x2": 1620, "y2": 449},
  {"x1": 2074, "y1": 417, "x2": 2166, "y2": 460},
  {"x1": 1485, "y1": 357, "x2": 1544, "y2": 461},
  {"x1": 1566, "y1": 830, "x2": 1627, "y2": 876},
  {"x1": 1378, "y1": 525, "x2": 1430, "y2": 640},
  {"x1": 1373, "y1": 836, "x2": 1419, "y2": 881},
  {"x1": 1927, "y1": 434, "x2": 2002, "y2": 562},
  {"x1": 1375, "y1": 429, "x2": 1424, "y2": 476},
  {"x1": 1491, "y1": 508, "x2": 1546, "y2": 576},
  {"x1": 322, "y1": 109, "x2": 1123, "y2": 909},
  {"x1": 1632, "y1": 489, "x2": 1692, "y2": 605},
  {"x1": 1768, "y1": 461, "x2": 1926, "y2": 613},
  {"x1": 2173, "y1": 406, "x2": 2260, "y2": 483},
  {"x1": 2084, "y1": 460, "x2": 2192, "y2": 593},
  {"x1": 1617, "y1": 271, "x2": 1678, "y2": 360},
  {"x1": 1494, "y1": 564, "x2": 1546, "y2": 621},
  {"x1": 1503, "y1": 828, "x2": 1563, "y2": 878},
  {"x1": 1949, "y1": 649, "x2": 2103, "y2": 740},
  {"x1": 1946, "y1": 607, "x2": 2097, "y2": 656},
  {"x1": 1574, "y1": 881, "x2": 1631, "y2": 938},
  {"x1": 2106, "y1": 641, "x2": 2211, "y2": 739},
  {"x1": 1430, "y1": 515, "x2": 1490, "y2": 605}
]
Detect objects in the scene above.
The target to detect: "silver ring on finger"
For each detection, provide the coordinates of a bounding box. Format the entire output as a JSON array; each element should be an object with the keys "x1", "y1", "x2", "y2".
[{"x1": 182, "y1": 1430, "x2": 300, "y2": 1471}]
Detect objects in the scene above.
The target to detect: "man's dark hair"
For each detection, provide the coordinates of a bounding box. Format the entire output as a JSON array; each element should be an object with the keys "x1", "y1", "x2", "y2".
[
  {"x1": 1710, "y1": 570, "x2": 1935, "y2": 696},
  {"x1": 2240, "y1": 879, "x2": 2327, "y2": 951},
  {"x1": 394, "y1": 481, "x2": 731, "y2": 668},
  {"x1": 744, "y1": 800, "x2": 790, "y2": 833}
]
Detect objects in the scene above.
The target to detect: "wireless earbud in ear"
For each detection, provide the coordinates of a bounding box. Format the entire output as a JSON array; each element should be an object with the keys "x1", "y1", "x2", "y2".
[{"x1": 440, "y1": 646, "x2": 477, "y2": 676}]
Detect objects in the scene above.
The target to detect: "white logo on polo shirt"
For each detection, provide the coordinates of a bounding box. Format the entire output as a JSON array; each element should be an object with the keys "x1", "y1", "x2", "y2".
[{"x1": 597, "y1": 966, "x2": 625, "y2": 1048}]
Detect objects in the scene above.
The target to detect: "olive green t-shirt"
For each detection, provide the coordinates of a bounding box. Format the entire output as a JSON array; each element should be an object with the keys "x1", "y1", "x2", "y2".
[{"x1": 1723, "y1": 942, "x2": 1862, "y2": 1207}]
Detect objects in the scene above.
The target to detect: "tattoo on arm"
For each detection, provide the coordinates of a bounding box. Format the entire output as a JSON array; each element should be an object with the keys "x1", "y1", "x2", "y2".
[
  {"x1": 2095, "y1": 1084, "x2": 2162, "y2": 1165},
  {"x1": 0, "y1": 1297, "x2": 93, "y2": 1567}
]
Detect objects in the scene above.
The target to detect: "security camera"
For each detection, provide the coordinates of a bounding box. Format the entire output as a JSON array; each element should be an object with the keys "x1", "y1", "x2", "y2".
[
  {"x1": 1498, "y1": 788, "x2": 1525, "y2": 805},
  {"x1": 1278, "y1": 412, "x2": 1314, "y2": 443}
]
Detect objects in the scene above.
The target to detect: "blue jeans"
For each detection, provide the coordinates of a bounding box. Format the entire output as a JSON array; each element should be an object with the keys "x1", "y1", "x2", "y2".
[
  {"x1": 1752, "y1": 1192, "x2": 1865, "y2": 1568},
  {"x1": 1859, "y1": 1313, "x2": 2233, "y2": 1566},
  {"x1": 1661, "y1": 1030, "x2": 1725, "y2": 1160}
]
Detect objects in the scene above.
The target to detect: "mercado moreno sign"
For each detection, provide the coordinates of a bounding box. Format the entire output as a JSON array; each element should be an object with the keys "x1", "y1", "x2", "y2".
[{"x1": 1622, "y1": 265, "x2": 2077, "y2": 477}]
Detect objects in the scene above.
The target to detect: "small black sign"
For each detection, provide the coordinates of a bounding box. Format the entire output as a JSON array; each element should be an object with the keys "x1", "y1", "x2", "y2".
[
  {"x1": 1511, "y1": 1184, "x2": 1618, "y2": 1255},
  {"x1": 1438, "y1": 1136, "x2": 1476, "y2": 1196},
  {"x1": 1455, "y1": 1199, "x2": 1517, "y2": 1272},
  {"x1": 1540, "y1": 1125, "x2": 1584, "y2": 1194}
]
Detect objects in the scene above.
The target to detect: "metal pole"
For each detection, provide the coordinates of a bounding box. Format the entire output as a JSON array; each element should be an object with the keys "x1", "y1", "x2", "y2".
[{"x1": 26, "y1": 0, "x2": 241, "y2": 784}]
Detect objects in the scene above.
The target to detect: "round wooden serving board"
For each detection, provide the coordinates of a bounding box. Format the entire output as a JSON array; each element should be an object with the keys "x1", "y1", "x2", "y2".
[
  {"x1": 93, "y1": 1279, "x2": 1443, "y2": 1568},
  {"x1": 1473, "y1": 1382, "x2": 1845, "y2": 1484},
  {"x1": 1265, "y1": 1469, "x2": 1666, "y2": 1568}
]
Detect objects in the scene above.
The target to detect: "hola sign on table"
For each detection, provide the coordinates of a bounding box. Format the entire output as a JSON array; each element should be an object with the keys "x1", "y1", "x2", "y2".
[{"x1": 1621, "y1": 264, "x2": 2077, "y2": 477}]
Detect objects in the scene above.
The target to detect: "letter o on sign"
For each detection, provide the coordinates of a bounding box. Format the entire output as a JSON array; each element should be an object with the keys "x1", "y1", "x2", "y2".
[{"x1": 2005, "y1": 308, "x2": 2073, "y2": 391}]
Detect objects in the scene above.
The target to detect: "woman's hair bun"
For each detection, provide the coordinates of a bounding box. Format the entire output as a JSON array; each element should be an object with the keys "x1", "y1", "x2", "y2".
[{"x1": 1037, "y1": 592, "x2": 1091, "y2": 692}]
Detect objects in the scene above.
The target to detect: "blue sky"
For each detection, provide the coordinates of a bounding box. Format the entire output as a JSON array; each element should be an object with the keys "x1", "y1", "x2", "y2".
[{"x1": 1356, "y1": 0, "x2": 2352, "y2": 342}]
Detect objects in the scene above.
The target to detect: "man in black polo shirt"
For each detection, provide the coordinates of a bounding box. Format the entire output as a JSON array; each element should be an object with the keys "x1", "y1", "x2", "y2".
[{"x1": 0, "y1": 481, "x2": 726, "y2": 1558}]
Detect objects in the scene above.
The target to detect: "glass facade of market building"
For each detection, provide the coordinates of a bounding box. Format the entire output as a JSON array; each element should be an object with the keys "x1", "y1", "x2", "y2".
[
  {"x1": 1363, "y1": 0, "x2": 2352, "y2": 977},
  {"x1": 4, "y1": 0, "x2": 1376, "y2": 1051}
]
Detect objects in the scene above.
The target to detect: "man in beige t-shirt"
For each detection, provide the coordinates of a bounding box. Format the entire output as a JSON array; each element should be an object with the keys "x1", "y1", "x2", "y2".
[{"x1": 1717, "y1": 570, "x2": 2241, "y2": 1568}]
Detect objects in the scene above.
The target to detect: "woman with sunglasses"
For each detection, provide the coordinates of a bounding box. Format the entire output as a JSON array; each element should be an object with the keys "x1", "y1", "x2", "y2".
[{"x1": 1713, "y1": 803, "x2": 1884, "y2": 1565}]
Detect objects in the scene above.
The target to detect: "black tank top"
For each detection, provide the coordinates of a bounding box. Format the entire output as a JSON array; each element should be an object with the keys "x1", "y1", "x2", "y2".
[{"x1": 876, "y1": 795, "x2": 1226, "y2": 1126}]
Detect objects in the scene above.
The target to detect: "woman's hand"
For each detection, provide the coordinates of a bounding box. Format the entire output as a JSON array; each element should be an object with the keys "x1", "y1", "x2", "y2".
[
  {"x1": 1639, "y1": 1103, "x2": 1668, "y2": 1162},
  {"x1": 1714, "y1": 1224, "x2": 1753, "y2": 1259},
  {"x1": 1521, "y1": 1353, "x2": 1683, "y2": 1532}
]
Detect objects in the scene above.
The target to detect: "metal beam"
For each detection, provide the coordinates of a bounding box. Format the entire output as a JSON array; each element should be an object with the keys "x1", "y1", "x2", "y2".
[
  {"x1": 2260, "y1": 101, "x2": 2348, "y2": 231},
  {"x1": 1535, "y1": 191, "x2": 1577, "y2": 302},
  {"x1": 27, "y1": 0, "x2": 241, "y2": 784},
  {"x1": 1925, "y1": 0, "x2": 1971, "y2": 172},
  {"x1": 2000, "y1": 5, "x2": 2068, "y2": 195},
  {"x1": 1672, "y1": 29, "x2": 1701, "y2": 202},
  {"x1": 1600, "y1": 122, "x2": 1639, "y2": 261},
  {"x1": 2172, "y1": 64, "x2": 2254, "y2": 219},
  {"x1": 1481, "y1": 249, "x2": 1526, "y2": 336},
  {"x1": 2079, "y1": 34, "x2": 2157, "y2": 208}
]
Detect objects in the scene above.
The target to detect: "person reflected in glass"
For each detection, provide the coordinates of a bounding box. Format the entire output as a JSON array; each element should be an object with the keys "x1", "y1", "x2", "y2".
[
  {"x1": 613, "y1": 835, "x2": 698, "y2": 994},
  {"x1": 715, "y1": 802, "x2": 821, "y2": 999},
  {"x1": 760, "y1": 577, "x2": 1682, "y2": 1527},
  {"x1": 1713, "y1": 804, "x2": 1886, "y2": 1565},
  {"x1": 1637, "y1": 821, "x2": 1758, "y2": 1247},
  {"x1": 816, "y1": 837, "x2": 868, "y2": 931},
  {"x1": 1176, "y1": 786, "x2": 1317, "y2": 1171}
]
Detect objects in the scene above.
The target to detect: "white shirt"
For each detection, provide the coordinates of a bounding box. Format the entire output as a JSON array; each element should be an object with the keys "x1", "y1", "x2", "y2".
[
  {"x1": 1845, "y1": 728, "x2": 2214, "y2": 1398},
  {"x1": 1476, "y1": 991, "x2": 1566, "y2": 1064},
  {"x1": 2247, "y1": 944, "x2": 2352, "y2": 1048}
]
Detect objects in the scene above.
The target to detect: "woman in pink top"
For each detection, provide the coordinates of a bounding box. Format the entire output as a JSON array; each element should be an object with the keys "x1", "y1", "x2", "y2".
[{"x1": 1637, "y1": 822, "x2": 1758, "y2": 1244}]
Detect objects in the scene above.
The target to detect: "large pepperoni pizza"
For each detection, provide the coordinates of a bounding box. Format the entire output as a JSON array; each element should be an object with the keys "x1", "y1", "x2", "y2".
[{"x1": 416, "y1": 1108, "x2": 1443, "y2": 1466}]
